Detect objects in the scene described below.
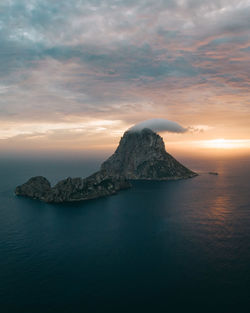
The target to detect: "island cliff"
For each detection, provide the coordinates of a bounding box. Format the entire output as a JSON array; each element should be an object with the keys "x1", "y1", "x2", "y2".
[
  {"x1": 15, "y1": 128, "x2": 197, "y2": 203},
  {"x1": 101, "y1": 128, "x2": 196, "y2": 180}
]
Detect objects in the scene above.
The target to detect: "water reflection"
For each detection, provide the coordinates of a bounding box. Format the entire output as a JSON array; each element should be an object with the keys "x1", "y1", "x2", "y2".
[
  {"x1": 208, "y1": 195, "x2": 231, "y2": 223},
  {"x1": 1, "y1": 157, "x2": 250, "y2": 312}
]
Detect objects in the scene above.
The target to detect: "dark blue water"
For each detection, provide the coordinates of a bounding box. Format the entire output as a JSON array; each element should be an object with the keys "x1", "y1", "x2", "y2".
[{"x1": 0, "y1": 155, "x2": 250, "y2": 313}]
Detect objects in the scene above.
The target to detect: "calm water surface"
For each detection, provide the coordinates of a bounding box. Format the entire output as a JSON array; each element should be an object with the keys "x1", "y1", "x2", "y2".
[{"x1": 0, "y1": 156, "x2": 250, "y2": 312}]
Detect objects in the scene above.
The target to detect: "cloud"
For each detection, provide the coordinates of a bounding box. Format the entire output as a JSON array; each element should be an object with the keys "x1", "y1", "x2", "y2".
[
  {"x1": 129, "y1": 118, "x2": 187, "y2": 133},
  {"x1": 0, "y1": 0, "x2": 250, "y2": 152},
  {"x1": 188, "y1": 125, "x2": 214, "y2": 133}
]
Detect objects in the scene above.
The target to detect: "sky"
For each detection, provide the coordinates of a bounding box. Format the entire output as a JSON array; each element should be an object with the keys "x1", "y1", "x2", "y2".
[{"x1": 0, "y1": 0, "x2": 250, "y2": 157}]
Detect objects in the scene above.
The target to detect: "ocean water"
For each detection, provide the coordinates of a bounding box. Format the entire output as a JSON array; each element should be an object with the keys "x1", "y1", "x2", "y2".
[{"x1": 0, "y1": 155, "x2": 250, "y2": 313}]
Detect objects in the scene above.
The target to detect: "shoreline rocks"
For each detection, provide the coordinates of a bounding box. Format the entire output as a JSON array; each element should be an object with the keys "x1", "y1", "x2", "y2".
[{"x1": 15, "y1": 171, "x2": 131, "y2": 203}]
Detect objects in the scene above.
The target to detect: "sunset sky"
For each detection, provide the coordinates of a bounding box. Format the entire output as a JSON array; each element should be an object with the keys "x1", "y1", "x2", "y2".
[{"x1": 1, "y1": 0, "x2": 250, "y2": 157}]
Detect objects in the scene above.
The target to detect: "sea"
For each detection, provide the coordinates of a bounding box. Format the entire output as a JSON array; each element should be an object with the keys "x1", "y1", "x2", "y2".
[{"x1": 0, "y1": 154, "x2": 250, "y2": 313}]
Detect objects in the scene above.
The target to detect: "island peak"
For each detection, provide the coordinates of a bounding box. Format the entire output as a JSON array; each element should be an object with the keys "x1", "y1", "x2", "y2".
[{"x1": 101, "y1": 128, "x2": 197, "y2": 180}]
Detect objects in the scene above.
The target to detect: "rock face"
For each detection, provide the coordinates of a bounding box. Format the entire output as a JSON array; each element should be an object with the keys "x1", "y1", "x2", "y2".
[
  {"x1": 15, "y1": 128, "x2": 197, "y2": 203},
  {"x1": 101, "y1": 128, "x2": 197, "y2": 180},
  {"x1": 15, "y1": 176, "x2": 51, "y2": 199},
  {"x1": 15, "y1": 171, "x2": 131, "y2": 203}
]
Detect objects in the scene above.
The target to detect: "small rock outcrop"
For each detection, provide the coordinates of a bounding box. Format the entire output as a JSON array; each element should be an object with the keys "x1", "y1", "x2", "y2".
[
  {"x1": 15, "y1": 171, "x2": 131, "y2": 203},
  {"x1": 15, "y1": 176, "x2": 51, "y2": 199},
  {"x1": 101, "y1": 128, "x2": 197, "y2": 180}
]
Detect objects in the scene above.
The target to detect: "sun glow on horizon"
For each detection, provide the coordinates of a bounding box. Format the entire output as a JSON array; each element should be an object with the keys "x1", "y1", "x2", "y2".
[
  {"x1": 198, "y1": 138, "x2": 250, "y2": 149},
  {"x1": 165, "y1": 138, "x2": 250, "y2": 157}
]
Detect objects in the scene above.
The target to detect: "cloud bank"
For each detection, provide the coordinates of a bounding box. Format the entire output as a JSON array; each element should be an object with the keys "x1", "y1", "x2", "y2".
[
  {"x1": 129, "y1": 119, "x2": 187, "y2": 133},
  {"x1": 0, "y1": 0, "x2": 250, "y2": 153},
  {"x1": 0, "y1": 0, "x2": 250, "y2": 125}
]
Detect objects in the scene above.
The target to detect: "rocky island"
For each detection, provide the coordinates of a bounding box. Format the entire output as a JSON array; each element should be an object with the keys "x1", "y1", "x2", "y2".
[
  {"x1": 15, "y1": 128, "x2": 197, "y2": 203},
  {"x1": 102, "y1": 128, "x2": 196, "y2": 180}
]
